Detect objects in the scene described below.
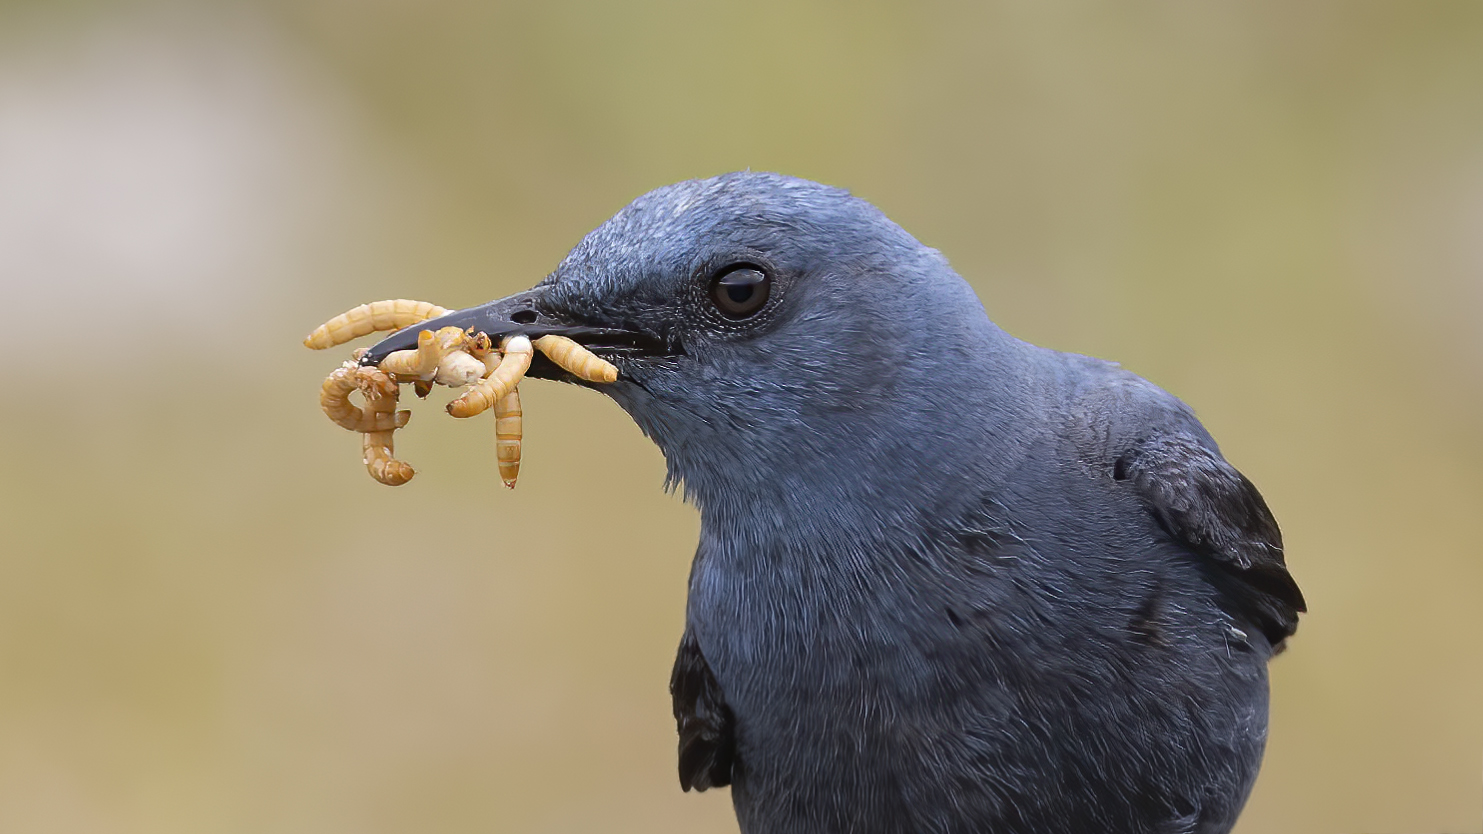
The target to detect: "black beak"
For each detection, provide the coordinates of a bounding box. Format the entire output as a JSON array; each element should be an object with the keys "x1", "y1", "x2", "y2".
[{"x1": 358, "y1": 289, "x2": 667, "y2": 380}]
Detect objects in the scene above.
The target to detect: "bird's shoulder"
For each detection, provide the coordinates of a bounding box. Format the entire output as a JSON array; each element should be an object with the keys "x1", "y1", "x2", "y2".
[{"x1": 1056, "y1": 356, "x2": 1306, "y2": 647}]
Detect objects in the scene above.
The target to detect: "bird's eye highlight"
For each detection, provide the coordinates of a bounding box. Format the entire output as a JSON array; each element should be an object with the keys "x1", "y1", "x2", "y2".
[{"x1": 709, "y1": 266, "x2": 771, "y2": 319}]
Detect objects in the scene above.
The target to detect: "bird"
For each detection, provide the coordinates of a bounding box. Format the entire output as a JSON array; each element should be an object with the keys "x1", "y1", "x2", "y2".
[{"x1": 363, "y1": 172, "x2": 1305, "y2": 834}]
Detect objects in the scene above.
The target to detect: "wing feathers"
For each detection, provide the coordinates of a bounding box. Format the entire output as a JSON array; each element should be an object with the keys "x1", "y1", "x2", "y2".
[
  {"x1": 1119, "y1": 432, "x2": 1306, "y2": 645},
  {"x1": 671, "y1": 629, "x2": 735, "y2": 791}
]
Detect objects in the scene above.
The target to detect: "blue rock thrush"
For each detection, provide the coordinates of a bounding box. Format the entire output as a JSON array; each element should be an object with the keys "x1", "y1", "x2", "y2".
[{"x1": 365, "y1": 172, "x2": 1305, "y2": 834}]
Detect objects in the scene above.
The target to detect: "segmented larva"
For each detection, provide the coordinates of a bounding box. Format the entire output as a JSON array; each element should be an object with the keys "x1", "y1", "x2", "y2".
[
  {"x1": 434, "y1": 349, "x2": 487, "y2": 388},
  {"x1": 448, "y1": 335, "x2": 533, "y2": 418},
  {"x1": 377, "y1": 329, "x2": 440, "y2": 378},
  {"x1": 493, "y1": 387, "x2": 522, "y2": 488},
  {"x1": 533, "y1": 335, "x2": 619, "y2": 383},
  {"x1": 378, "y1": 326, "x2": 467, "y2": 380},
  {"x1": 358, "y1": 368, "x2": 415, "y2": 486},
  {"x1": 319, "y1": 363, "x2": 413, "y2": 433},
  {"x1": 303, "y1": 299, "x2": 449, "y2": 350}
]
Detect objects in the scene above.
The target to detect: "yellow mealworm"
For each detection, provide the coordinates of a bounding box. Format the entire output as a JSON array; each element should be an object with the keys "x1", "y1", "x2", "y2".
[
  {"x1": 356, "y1": 364, "x2": 399, "y2": 400},
  {"x1": 378, "y1": 326, "x2": 467, "y2": 380},
  {"x1": 448, "y1": 335, "x2": 533, "y2": 418},
  {"x1": 303, "y1": 299, "x2": 449, "y2": 350},
  {"x1": 435, "y1": 350, "x2": 487, "y2": 388},
  {"x1": 493, "y1": 386, "x2": 522, "y2": 489},
  {"x1": 319, "y1": 363, "x2": 412, "y2": 433},
  {"x1": 358, "y1": 368, "x2": 414, "y2": 486},
  {"x1": 533, "y1": 335, "x2": 619, "y2": 383},
  {"x1": 377, "y1": 329, "x2": 437, "y2": 377}
]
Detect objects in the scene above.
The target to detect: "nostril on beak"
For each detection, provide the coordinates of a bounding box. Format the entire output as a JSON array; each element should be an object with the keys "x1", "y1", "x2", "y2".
[{"x1": 511, "y1": 310, "x2": 538, "y2": 324}]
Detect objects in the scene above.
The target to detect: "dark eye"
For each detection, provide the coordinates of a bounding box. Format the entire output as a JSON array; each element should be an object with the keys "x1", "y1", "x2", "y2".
[{"x1": 709, "y1": 266, "x2": 771, "y2": 319}]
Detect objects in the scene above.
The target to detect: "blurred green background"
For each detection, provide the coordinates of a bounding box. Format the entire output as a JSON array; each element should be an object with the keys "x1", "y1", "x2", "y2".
[{"x1": 1, "y1": 2, "x2": 1480, "y2": 832}]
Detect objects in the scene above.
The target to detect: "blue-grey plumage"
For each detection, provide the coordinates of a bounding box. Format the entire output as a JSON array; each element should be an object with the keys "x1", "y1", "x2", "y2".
[{"x1": 379, "y1": 172, "x2": 1304, "y2": 834}]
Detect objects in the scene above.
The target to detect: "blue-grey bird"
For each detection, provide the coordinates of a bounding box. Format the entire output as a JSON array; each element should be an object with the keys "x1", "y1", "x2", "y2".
[{"x1": 365, "y1": 172, "x2": 1305, "y2": 834}]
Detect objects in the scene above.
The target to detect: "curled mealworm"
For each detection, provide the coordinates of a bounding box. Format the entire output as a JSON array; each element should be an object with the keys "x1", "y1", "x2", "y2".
[
  {"x1": 303, "y1": 299, "x2": 449, "y2": 350},
  {"x1": 435, "y1": 350, "x2": 487, "y2": 388},
  {"x1": 533, "y1": 335, "x2": 619, "y2": 383},
  {"x1": 378, "y1": 326, "x2": 467, "y2": 380},
  {"x1": 448, "y1": 335, "x2": 533, "y2": 418},
  {"x1": 493, "y1": 386, "x2": 522, "y2": 488},
  {"x1": 358, "y1": 368, "x2": 414, "y2": 486},
  {"x1": 319, "y1": 362, "x2": 412, "y2": 433},
  {"x1": 377, "y1": 329, "x2": 439, "y2": 378}
]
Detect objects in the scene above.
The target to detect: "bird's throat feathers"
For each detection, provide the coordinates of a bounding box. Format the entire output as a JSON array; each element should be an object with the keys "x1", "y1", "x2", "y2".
[{"x1": 608, "y1": 320, "x2": 1046, "y2": 554}]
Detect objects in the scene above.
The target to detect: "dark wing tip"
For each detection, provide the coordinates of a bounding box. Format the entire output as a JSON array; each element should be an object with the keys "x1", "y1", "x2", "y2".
[
  {"x1": 1126, "y1": 433, "x2": 1306, "y2": 646},
  {"x1": 671, "y1": 631, "x2": 735, "y2": 792}
]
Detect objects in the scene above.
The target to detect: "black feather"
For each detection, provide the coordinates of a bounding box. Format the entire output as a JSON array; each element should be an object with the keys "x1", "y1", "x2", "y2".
[{"x1": 670, "y1": 629, "x2": 734, "y2": 792}]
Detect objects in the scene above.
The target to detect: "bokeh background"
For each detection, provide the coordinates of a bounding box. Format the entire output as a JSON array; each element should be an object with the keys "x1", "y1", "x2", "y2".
[{"x1": 1, "y1": 2, "x2": 1480, "y2": 832}]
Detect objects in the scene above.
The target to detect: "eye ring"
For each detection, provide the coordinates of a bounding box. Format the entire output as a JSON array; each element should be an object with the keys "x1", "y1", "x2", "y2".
[{"x1": 709, "y1": 264, "x2": 771, "y2": 319}]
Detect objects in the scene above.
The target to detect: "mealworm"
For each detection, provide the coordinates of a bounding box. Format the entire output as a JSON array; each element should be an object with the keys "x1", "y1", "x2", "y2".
[
  {"x1": 319, "y1": 362, "x2": 412, "y2": 433},
  {"x1": 435, "y1": 350, "x2": 487, "y2": 388},
  {"x1": 303, "y1": 299, "x2": 449, "y2": 350},
  {"x1": 493, "y1": 386, "x2": 522, "y2": 488},
  {"x1": 358, "y1": 368, "x2": 415, "y2": 486},
  {"x1": 378, "y1": 326, "x2": 467, "y2": 380},
  {"x1": 377, "y1": 329, "x2": 438, "y2": 377},
  {"x1": 448, "y1": 335, "x2": 533, "y2": 418},
  {"x1": 533, "y1": 335, "x2": 619, "y2": 383}
]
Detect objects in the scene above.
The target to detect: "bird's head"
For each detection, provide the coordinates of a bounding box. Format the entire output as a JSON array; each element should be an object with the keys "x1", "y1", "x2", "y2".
[{"x1": 366, "y1": 173, "x2": 1029, "y2": 532}]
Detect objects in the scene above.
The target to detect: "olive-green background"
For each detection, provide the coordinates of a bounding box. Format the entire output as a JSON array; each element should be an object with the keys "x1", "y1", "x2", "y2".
[{"x1": 1, "y1": 2, "x2": 1479, "y2": 832}]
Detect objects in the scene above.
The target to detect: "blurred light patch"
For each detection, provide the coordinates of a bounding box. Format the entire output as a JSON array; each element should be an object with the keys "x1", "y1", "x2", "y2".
[{"x1": 0, "y1": 6, "x2": 395, "y2": 368}]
